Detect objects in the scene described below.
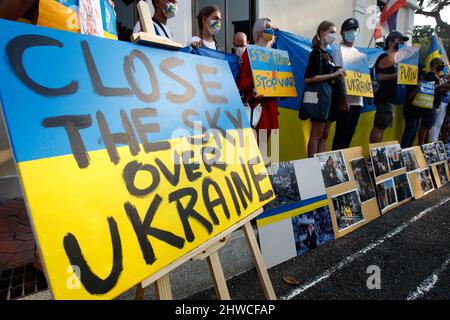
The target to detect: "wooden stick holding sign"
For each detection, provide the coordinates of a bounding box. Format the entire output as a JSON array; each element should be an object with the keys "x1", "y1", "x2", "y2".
[{"x1": 131, "y1": 0, "x2": 183, "y2": 50}]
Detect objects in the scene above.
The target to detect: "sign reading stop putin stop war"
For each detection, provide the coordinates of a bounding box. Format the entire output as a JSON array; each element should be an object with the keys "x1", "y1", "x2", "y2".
[
  {"x1": 341, "y1": 48, "x2": 374, "y2": 98},
  {"x1": 248, "y1": 45, "x2": 298, "y2": 98},
  {"x1": 398, "y1": 44, "x2": 419, "y2": 86},
  {"x1": 0, "y1": 20, "x2": 274, "y2": 299}
]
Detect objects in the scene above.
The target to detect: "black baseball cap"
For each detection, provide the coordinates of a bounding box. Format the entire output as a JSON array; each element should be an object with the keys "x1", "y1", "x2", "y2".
[
  {"x1": 341, "y1": 18, "x2": 360, "y2": 31},
  {"x1": 385, "y1": 31, "x2": 409, "y2": 44}
]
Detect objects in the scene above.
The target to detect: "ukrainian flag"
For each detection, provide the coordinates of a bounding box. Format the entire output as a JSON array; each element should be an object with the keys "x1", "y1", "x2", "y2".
[{"x1": 426, "y1": 34, "x2": 449, "y2": 74}]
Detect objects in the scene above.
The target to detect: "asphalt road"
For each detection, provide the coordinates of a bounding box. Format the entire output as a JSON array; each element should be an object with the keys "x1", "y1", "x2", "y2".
[{"x1": 187, "y1": 184, "x2": 450, "y2": 300}]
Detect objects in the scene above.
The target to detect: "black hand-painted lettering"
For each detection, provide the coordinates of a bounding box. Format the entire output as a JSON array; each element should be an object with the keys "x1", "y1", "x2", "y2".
[
  {"x1": 81, "y1": 40, "x2": 132, "y2": 97},
  {"x1": 131, "y1": 108, "x2": 170, "y2": 153},
  {"x1": 230, "y1": 159, "x2": 253, "y2": 210},
  {"x1": 182, "y1": 151, "x2": 202, "y2": 182},
  {"x1": 159, "y1": 57, "x2": 195, "y2": 103},
  {"x1": 42, "y1": 115, "x2": 92, "y2": 169},
  {"x1": 97, "y1": 110, "x2": 140, "y2": 165},
  {"x1": 122, "y1": 160, "x2": 160, "y2": 197},
  {"x1": 169, "y1": 188, "x2": 213, "y2": 242},
  {"x1": 196, "y1": 64, "x2": 228, "y2": 104},
  {"x1": 225, "y1": 109, "x2": 245, "y2": 148},
  {"x1": 202, "y1": 177, "x2": 231, "y2": 224},
  {"x1": 225, "y1": 176, "x2": 241, "y2": 216},
  {"x1": 6, "y1": 35, "x2": 78, "y2": 96},
  {"x1": 124, "y1": 50, "x2": 160, "y2": 103},
  {"x1": 63, "y1": 217, "x2": 122, "y2": 295},
  {"x1": 154, "y1": 152, "x2": 181, "y2": 187},
  {"x1": 247, "y1": 157, "x2": 273, "y2": 202},
  {"x1": 124, "y1": 196, "x2": 185, "y2": 265}
]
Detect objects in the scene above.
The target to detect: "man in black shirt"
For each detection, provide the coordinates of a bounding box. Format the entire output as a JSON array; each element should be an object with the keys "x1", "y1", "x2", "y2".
[{"x1": 370, "y1": 31, "x2": 409, "y2": 143}]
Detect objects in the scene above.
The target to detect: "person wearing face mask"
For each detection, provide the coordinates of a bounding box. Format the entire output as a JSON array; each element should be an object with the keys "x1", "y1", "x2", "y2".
[
  {"x1": 133, "y1": 0, "x2": 177, "y2": 40},
  {"x1": 331, "y1": 18, "x2": 365, "y2": 150},
  {"x1": 369, "y1": 31, "x2": 409, "y2": 143},
  {"x1": 190, "y1": 5, "x2": 222, "y2": 51},
  {"x1": 302, "y1": 21, "x2": 345, "y2": 157},
  {"x1": 237, "y1": 18, "x2": 279, "y2": 144},
  {"x1": 417, "y1": 58, "x2": 450, "y2": 144},
  {"x1": 233, "y1": 32, "x2": 248, "y2": 60},
  {"x1": 430, "y1": 72, "x2": 450, "y2": 142}
]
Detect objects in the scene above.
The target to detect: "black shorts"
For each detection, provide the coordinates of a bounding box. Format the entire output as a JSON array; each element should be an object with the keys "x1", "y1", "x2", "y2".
[
  {"x1": 374, "y1": 103, "x2": 393, "y2": 130},
  {"x1": 404, "y1": 105, "x2": 437, "y2": 128}
]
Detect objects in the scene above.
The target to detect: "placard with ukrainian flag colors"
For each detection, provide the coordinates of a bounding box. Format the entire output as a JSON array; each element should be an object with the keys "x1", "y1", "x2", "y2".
[
  {"x1": 248, "y1": 44, "x2": 298, "y2": 98},
  {"x1": 398, "y1": 44, "x2": 419, "y2": 86},
  {"x1": 0, "y1": 19, "x2": 274, "y2": 300},
  {"x1": 341, "y1": 48, "x2": 374, "y2": 98}
]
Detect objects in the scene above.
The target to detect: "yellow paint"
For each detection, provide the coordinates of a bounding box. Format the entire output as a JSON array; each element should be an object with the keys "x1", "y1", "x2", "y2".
[
  {"x1": 17, "y1": 129, "x2": 274, "y2": 299},
  {"x1": 345, "y1": 71, "x2": 374, "y2": 98},
  {"x1": 256, "y1": 199, "x2": 329, "y2": 227},
  {"x1": 252, "y1": 70, "x2": 298, "y2": 98},
  {"x1": 37, "y1": 0, "x2": 80, "y2": 33}
]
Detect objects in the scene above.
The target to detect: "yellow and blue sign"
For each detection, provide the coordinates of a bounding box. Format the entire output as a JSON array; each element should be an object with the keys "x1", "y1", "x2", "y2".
[
  {"x1": 398, "y1": 44, "x2": 419, "y2": 86},
  {"x1": 0, "y1": 19, "x2": 274, "y2": 299},
  {"x1": 248, "y1": 44, "x2": 298, "y2": 98},
  {"x1": 412, "y1": 81, "x2": 435, "y2": 109},
  {"x1": 343, "y1": 50, "x2": 374, "y2": 98}
]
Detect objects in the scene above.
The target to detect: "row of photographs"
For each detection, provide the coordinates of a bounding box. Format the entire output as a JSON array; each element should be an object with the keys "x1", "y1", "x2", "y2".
[{"x1": 422, "y1": 141, "x2": 448, "y2": 166}]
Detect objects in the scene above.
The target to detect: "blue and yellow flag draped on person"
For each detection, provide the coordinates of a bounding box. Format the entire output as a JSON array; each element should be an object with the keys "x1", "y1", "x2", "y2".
[{"x1": 426, "y1": 34, "x2": 449, "y2": 74}]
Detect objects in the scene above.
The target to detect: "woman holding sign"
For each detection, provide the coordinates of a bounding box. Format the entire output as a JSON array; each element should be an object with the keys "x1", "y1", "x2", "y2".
[
  {"x1": 302, "y1": 21, "x2": 345, "y2": 157},
  {"x1": 237, "y1": 18, "x2": 279, "y2": 144}
]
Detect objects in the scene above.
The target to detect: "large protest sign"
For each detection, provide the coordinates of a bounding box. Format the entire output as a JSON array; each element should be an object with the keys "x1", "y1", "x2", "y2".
[
  {"x1": 248, "y1": 45, "x2": 298, "y2": 98},
  {"x1": 398, "y1": 45, "x2": 419, "y2": 86},
  {"x1": 0, "y1": 20, "x2": 274, "y2": 299},
  {"x1": 412, "y1": 81, "x2": 435, "y2": 109},
  {"x1": 340, "y1": 48, "x2": 374, "y2": 98}
]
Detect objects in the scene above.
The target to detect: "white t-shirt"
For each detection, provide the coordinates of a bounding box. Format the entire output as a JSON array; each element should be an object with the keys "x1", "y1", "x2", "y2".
[
  {"x1": 133, "y1": 20, "x2": 173, "y2": 40},
  {"x1": 189, "y1": 36, "x2": 218, "y2": 50},
  {"x1": 331, "y1": 44, "x2": 364, "y2": 107}
]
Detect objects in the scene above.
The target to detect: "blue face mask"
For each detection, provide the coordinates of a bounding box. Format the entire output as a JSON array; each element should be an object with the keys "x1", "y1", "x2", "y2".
[{"x1": 343, "y1": 30, "x2": 358, "y2": 43}]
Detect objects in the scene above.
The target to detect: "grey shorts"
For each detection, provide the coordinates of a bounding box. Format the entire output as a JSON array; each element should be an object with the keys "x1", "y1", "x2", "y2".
[{"x1": 374, "y1": 103, "x2": 394, "y2": 130}]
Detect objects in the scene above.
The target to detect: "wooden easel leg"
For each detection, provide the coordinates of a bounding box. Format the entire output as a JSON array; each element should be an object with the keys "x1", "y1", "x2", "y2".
[
  {"x1": 207, "y1": 251, "x2": 231, "y2": 300},
  {"x1": 155, "y1": 274, "x2": 173, "y2": 300},
  {"x1": 242, "y1": 222, "x2": 277, "y2": 300},
  {"x1": 134, "y1": 283, "x2": 144, "y2": 300}
]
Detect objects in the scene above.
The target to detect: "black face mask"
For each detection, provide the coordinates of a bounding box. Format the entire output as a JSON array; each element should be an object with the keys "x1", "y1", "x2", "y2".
[
  {"x1": 394, "y1": 43, "x2": 404, "y2": 51},
  {"x1": 437, "y1": 65, "x2": 445, "y2": 72}
]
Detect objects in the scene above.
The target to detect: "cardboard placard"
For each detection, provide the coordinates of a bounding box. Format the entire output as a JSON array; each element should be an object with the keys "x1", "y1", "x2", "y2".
[
  {"x1": 341, "y1": 48, "x2": 374, "y2": 98},
  {"x1": 315, "y1": 147, "x2": 381, "y2": 238},
  {"x1": 248, "y1": 45, "x2": 298, "y2": 98},
  {"x1": 0, "y1": 20, "x2": 275, "y2": 299},
  {"x1": 397, "y1": 45, "x2": 419, "y2": 86},
  {"x1": 369, "y1": 142, "x2": 412, "y2": 213}
]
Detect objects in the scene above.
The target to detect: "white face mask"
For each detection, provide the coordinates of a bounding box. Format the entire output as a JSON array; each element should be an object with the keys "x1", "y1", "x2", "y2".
[
  {"x1": 326, "y1": 33, "x2": 337, "y2": 45},
  {"x1": 235, "y1": 47, "x2": 246, "y2": 57},
  {"x1": 208, "y1": 19, "x2": 221, "y2": 35},
  {"x1": 163, "y1": 2, "x2": 177, "y2": 19}
]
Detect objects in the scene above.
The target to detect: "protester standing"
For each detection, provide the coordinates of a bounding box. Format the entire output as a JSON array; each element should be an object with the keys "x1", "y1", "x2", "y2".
[
  {"x1": 133, "y1": 0, "x2": 177, "y2": 40},
  {"x1": 190, "y1": 5, "x2": 222, "y2": 51},
  {"x1": 302, "y1": 21, "x2": 344, "y2": 157},
  {"x1": 237, "y1": 18, "x2": 278, "y2": 144},
  {"x1": 233, "y1": 32, "x2": 248, "y2": 59},
  {"x1": 430, "y1": 73, "x2": 450, "y2": 142},
  {"x1": 370, "y1": 31, "x2": 409, "y2": 144},
  {"x1": 331, "y1": 18, "x2": 364, "y2": 150}
]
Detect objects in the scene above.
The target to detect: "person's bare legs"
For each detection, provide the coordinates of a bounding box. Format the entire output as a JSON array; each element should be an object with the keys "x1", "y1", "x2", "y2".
[
  {"x1": 370, "y1": 127, "x2": 384, "y2": 144},
  {"x1": 317, "y1": 121, "x2": 332, "y2": 153},
  {"x1": 308, "y1": 121, "x2": 326, "y2": 157},
  {"x1": 418, "y1": 126, "x2": 431, "y2": 145}
]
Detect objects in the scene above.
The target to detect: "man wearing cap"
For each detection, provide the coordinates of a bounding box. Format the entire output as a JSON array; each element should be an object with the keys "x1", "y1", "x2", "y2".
[
  {"x1": 331, "y1": 18, "x2": 365, "y2": 150},
  {"x1": 370, "y1": 31, "x2": 409, "y2": 143}
]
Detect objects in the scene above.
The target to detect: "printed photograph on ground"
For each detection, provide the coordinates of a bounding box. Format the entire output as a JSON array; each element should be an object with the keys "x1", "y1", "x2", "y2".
[
  {"x1": 370, "y1": 147, "x2": 390, "y2": 177},
  {"x1": 422, "y1": 143, "x2": 440, "y2": 166},
  {"x1": 350, "y1": 158, "x2": 376, "y2": 203},
  {"x1": 419, "y1": 168, "x2": 435, "y2": 194},
  {"x1": 264, "y1": 162, "x2": 301, "y2": 210},
  {"x1": 291, "y1": 206, "x2": 335, "y2": 256},
  {"x1": 387, "y1": 144, "x2": 405, "y2": 171},
  {"x1": 436, "y1": 163, "x2": 449, "y2": 186},
  {"x1": 401, "y1": 148, "x2": 419, "y2": 172},
  {"x1": 331, "y1": 190, "x2": 364, "y2": 231},
  {"x1": 315, "y1": 151, "x2": 350, "y2": 188},
  {"x1": 394, "y1": 174, "x2": 412, "y2": 203},
  {"x1": 376, "y1": 178, "x2": 397, "y2": 212}
]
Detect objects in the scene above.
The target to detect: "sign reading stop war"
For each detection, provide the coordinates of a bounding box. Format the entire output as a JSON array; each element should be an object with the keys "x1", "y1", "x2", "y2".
[
  {"x1": 0, "y1": 20, "x2": 274, "y2": 299},
  {"x1": 341, "y1": 48, "x2": 374, "y2": 98},
  {"x1": 398, "y1": 45, "x2": 419, "y2": 86},
  {"x1": 248, "y1": 45, "x2": 298, "y2": 98}
]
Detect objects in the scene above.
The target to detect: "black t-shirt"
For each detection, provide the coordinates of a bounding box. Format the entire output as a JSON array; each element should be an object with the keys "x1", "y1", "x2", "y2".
[
  {"x1": 374, "y1": 53, "x2": 397, "y2": 104},
  {"x1": 304, "y1": 47, "x2": 335, "y2": 83},
  {"x1": 423, "y1": 71, "x2": 443, "y2": 108}
]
